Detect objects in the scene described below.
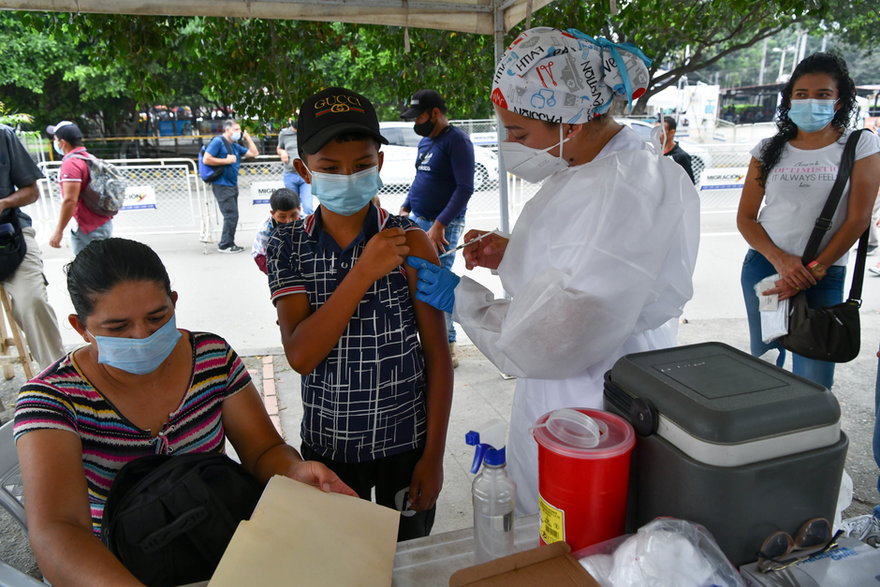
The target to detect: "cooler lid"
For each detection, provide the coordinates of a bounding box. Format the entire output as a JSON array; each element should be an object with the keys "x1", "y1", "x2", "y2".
[{"x1": 604, "y1": 342, "x2": 840, "y2": 445}]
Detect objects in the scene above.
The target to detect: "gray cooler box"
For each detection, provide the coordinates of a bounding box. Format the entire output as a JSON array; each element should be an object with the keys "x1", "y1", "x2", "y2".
[{"x1": 603, "y1": 342, "x2": 848, "y2": 567}]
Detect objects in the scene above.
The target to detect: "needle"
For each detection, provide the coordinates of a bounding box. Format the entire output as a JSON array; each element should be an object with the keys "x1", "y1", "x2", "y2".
[{"x1": 440, "y1": 230, "x2": 501, "y2": 258}]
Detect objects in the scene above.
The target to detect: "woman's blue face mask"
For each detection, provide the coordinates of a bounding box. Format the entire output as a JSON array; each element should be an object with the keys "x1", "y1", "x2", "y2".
[
  {"x1": 788, "y1": 99, "x2": 838, "y2": 133},
  {"x1": 89, "y1": 314, "x2": 181, "y2": 375},
  {"x1": 306, "y1": 166, "x2": 383, "y2": 216}
]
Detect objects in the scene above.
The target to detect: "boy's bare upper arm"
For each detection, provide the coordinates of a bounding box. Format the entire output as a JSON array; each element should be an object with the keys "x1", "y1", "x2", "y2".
[
  {"x1": 405, "y1": 228, "x2": 444, "y2": 321},
  {"x1": 405, "y1": 228, "x2": 440, "y2": 267}
]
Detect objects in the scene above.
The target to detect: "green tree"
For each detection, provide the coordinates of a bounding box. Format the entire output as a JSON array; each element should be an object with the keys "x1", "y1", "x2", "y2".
[
  {"x1": 521, "y1": 0, "x2": 880, "y2": 113},
  {"x1": 4, "y1": 0, "x2": 879, "y2": 127},
  {"x1": 1, "y1": 12, "x2": 141, "y2": 135}
]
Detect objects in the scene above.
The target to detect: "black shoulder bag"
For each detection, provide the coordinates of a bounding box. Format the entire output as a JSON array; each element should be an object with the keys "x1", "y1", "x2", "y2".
[
  {"x1": 0, "y1": 209, "x2": 27, "y2": 282},
  {"x1": 778, "y1": 129, "x2": 868, "y2": 363}
]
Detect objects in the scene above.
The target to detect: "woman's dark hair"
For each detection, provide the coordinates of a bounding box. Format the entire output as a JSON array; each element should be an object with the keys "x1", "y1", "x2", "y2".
[
  {"x1": 758, "y1": 52, "x2": 857, "y2": 186},
  {"x1": 66, "y1": 238, "x2": 172, "y2": 321}
]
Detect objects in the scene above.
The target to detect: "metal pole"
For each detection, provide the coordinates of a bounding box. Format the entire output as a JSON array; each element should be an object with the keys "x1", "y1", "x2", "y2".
[
  {"x1": 758, "y1": 38, "x2": 768, "y2": 86},
  {"x1": 494, "y1": 2, "x2": 510, "y2": 236},
  {"x1": 777, "y1": 48, "x2": 786, "y2": 83}
]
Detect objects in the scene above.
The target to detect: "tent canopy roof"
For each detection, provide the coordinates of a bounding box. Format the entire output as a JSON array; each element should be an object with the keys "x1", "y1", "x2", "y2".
[{"x1": 0, "y1": 0, "x2": 555, "y2": 35}]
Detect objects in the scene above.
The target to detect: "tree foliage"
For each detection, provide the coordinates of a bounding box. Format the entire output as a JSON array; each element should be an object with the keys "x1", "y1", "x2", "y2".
[
  {"x1": 1, "y1": 0, "x2": 878, "y2": 132},
  {"x1": 522, "y1": 0, "x2": 879, "y2": 112}
]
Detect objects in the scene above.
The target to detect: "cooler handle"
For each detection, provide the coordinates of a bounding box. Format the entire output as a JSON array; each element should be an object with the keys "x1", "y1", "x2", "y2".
[{"x1": 603, "y1": 374, "x2": 658, "y2": 437}]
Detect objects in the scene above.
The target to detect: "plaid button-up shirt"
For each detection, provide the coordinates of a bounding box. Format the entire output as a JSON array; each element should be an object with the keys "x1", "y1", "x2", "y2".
[{"x1": 267, "y1": 203, "x2": 427, "y2": 463}]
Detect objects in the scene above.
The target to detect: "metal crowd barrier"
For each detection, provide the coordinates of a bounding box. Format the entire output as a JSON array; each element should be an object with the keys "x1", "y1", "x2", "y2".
[
  {"x1": 25, "y1": 142, "x2": 755, "y2": 250},
  {"x1": 34, "y1": 158, "x2": 214, "y2": 243}
]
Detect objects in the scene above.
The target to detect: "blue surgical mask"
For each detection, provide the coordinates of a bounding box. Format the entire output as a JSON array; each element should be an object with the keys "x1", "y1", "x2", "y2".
[
  {"x1": 788, "y1": 99, "x2": 837, "y2": 133},
  {"x1": 53, "y1": 140, "x2": 64, "y2": 156},
  {"x1": 308, "y1": 166, "x2": 383, "y2": 216},
  {"x1": 90, "y1": 314, "x2": 181, "y2": 375},
  {"x1": 230, "y1": 131, "x2": 242, "y2": 142}
]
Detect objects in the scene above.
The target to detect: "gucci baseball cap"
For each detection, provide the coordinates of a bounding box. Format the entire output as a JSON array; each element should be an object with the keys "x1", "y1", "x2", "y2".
[{"x1": 296, "y1": 87, "x2": 387, "y2": 155}]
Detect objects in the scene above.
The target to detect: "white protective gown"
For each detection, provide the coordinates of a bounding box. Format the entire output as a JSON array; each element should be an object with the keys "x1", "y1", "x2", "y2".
[{"x1": 452, "y1": 127, "x2": 700, "y2": 514}]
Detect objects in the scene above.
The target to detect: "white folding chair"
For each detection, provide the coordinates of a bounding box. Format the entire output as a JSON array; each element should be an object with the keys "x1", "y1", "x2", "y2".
[
  {"x1": 0, "y1": 560, "x2": 42, "y2": 586},
  {"x1": 0, "y1": 419, "x2": 26, "y2": 530}
]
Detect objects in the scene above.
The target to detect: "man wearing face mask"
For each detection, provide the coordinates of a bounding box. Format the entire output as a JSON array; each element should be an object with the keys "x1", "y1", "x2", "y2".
[
  {"x1": 399, "y1": 90, "x2": 475, "y2": 368},
  {"x1": 406, "y1": 27, "x2": 700, "y2": 514},
  {"x1": 276, "y1": 116, "x2": 314, "y2": 216},
  {"x1": 203, "y1": 119, "x2": 259, "y2": 253},
  {"x1": 47, "y1": 121, "x2": 113, "y2": 254}
]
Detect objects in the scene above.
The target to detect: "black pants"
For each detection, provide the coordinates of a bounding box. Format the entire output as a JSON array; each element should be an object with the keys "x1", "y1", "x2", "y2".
[{"x1": 300, "y1": 444, "x2": 436, "y2": 542}]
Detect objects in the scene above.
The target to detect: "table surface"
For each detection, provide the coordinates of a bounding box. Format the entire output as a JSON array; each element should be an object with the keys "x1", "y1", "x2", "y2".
[{"x1": 392, "y1": 515, "x2": 541, "y2": 587}]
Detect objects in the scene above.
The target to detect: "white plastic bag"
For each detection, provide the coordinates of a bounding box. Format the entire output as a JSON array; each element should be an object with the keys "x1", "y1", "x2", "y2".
[
  {"x1": 755, "y1": 274, "x2": 788, "y2": 343},
  {"x1": 576, "y1": 518, "x2": 746, "y2": 587}
]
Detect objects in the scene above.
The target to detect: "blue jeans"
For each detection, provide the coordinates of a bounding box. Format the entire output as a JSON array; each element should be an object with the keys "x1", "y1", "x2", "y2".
[
  {"x1": 740, "y1": 249, "x2": 845, "y2": 389},
  {"x1": 410, "y1": 213, "x2": 465, "y2": 343},
  {"x1": 283, "y1": 171, "x2": 314, "y2": 216},
  {"x1": 71, "y1": 220, "x2": 112, "y2": 255}
]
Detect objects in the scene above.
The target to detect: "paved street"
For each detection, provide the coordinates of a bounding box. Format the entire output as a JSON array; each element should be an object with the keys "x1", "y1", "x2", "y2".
[{"x1": 0, "y1": 186, "x2": 878, "y2": 579}]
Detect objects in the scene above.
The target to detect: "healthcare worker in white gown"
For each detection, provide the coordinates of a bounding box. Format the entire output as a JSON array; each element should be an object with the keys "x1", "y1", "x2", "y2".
[{"x1": 407, "y1": 27, "x2": 701, "y2": 515}]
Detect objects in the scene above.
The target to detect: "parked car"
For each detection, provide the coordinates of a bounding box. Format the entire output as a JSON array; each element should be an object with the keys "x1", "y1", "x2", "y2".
[
  {"x1": 378, "y1": 122, "x2": 499, "y2": 190},
  {"x1": 617, "y1": 118, "x2": 711, "y2": 183}
]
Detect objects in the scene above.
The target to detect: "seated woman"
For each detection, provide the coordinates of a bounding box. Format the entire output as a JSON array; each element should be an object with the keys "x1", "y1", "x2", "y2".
[{"x1": 14, "y1": 238, "x2": 355, "y2": 586}]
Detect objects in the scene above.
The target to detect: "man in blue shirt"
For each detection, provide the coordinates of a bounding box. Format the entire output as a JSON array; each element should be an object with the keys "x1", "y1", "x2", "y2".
[
  {"x1": 203, "y1": 119, "x2": 258, "y2": 253},
  {"x1": 399, "y1": 90, "x2": 475, "y2": 367}
]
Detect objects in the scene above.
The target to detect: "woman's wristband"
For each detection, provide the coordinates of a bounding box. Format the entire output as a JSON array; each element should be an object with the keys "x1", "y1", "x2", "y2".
[{"x1": 807, "y1": 260, "x2": 827, "y2": 277}]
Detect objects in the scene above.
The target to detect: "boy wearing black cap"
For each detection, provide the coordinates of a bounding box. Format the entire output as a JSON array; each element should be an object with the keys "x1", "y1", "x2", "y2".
[
  {"x1": 46, "y1": 121, "x2": 113, "y2": 254},
  {"x1": 266, "y1": 87, "x2": 453, "y2": 541}
]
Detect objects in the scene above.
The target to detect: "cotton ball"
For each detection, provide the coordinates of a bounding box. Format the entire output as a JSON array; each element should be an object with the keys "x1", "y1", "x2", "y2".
[{"x1": 579, "y1": 553, "x2": 615, "y2": 586}]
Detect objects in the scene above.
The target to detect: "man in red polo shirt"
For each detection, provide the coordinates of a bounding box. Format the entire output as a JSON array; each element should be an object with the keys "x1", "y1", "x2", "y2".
[{"x1": 47, "y1": 121, "x2": 113, "y2": 254}]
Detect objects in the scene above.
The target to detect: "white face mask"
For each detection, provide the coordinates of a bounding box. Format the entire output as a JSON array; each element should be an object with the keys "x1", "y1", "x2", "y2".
[{"x1": 499, "y1": 124, "x2": 570, "y2": 183}]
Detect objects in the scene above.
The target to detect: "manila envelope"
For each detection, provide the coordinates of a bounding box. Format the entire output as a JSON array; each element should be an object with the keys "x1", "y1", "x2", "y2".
[{"x1": 210, "y1": 475, "x2": 399, "y2": 586}]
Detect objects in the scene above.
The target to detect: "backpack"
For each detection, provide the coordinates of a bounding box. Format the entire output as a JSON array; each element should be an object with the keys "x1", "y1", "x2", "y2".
[
  {"x1": 198, "y1": 138, "x2": 232, "y2": 183},
  {"x1": 101, "y1": 452, "x2": 264, "y2": 587},
  {"x1": 70, "y1": 153, "x2": 128, "y2": 217}
]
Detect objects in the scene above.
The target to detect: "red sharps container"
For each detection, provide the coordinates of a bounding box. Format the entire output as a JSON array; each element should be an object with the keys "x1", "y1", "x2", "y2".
[{"x1": 532, "y1": 408, "x2": 635, "y2": 551}]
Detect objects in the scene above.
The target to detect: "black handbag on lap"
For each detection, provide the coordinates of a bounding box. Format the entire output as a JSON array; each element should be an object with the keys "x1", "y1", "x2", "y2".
[
  {"x1": 101, "y1": 452, "x2": 264, "y2": 587},
  {"x1": 778, "y1": 129, "x2": 867, "y2": 363}
]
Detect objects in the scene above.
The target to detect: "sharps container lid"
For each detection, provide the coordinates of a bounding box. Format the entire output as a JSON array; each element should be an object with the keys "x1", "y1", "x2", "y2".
[{"x1": 533, "y1": 408, "x2": 635, "y2": 459}]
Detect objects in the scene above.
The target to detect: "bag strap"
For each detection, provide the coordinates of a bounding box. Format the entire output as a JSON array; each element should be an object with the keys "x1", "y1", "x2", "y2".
[
  {"x1": 848, "y1": 227, "x2": 869, "y2": 305},
  {"x1": 801, "y1": 129, "x2": 866, "y2": 263},
  {"x1": 68, "y1": 152, "x2": 98, "y2": 163},
  {"x1": 206, "y1": 137, "x2": 232, "y2": 160},
  {"x1": 800, "y1": 129, "x2": 868, "y2": 304}
]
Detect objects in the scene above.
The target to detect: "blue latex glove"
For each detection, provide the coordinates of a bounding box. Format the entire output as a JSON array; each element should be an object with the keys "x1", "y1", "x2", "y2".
[{"x1": 406, "y1": 256, "x2": 460, "y2": 313}]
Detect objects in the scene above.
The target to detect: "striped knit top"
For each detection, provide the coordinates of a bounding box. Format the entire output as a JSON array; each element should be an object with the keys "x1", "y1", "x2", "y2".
[{"x1": 13, "y1": 331, "x2": 251, "y2": 536}]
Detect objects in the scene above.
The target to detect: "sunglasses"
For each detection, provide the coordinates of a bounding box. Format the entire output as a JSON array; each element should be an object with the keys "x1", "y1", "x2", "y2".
[{"x1": 756, "y1": 517, "x2": 841, "y2": 573}]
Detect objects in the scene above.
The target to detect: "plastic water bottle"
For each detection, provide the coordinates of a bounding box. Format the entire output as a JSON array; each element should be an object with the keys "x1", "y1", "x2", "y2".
[{"x1": 467, "y1": 420, "x2": 516, "y2": 564}]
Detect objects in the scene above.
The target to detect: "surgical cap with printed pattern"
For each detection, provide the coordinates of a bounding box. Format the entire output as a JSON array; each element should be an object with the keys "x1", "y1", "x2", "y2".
[{"x1": 491, "y1": 27, "x2": 652, "y2": 124}]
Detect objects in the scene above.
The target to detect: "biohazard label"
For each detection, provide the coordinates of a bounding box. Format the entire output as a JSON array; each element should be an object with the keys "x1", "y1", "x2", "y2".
[{"x1": 538, "y1": 495, "x2": 565, "y2": 544}]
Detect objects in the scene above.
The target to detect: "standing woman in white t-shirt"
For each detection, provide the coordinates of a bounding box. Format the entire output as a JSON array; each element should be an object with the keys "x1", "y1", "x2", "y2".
[{"x1": 738, "y1": 52, "x2": 880, "y2": 389}]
